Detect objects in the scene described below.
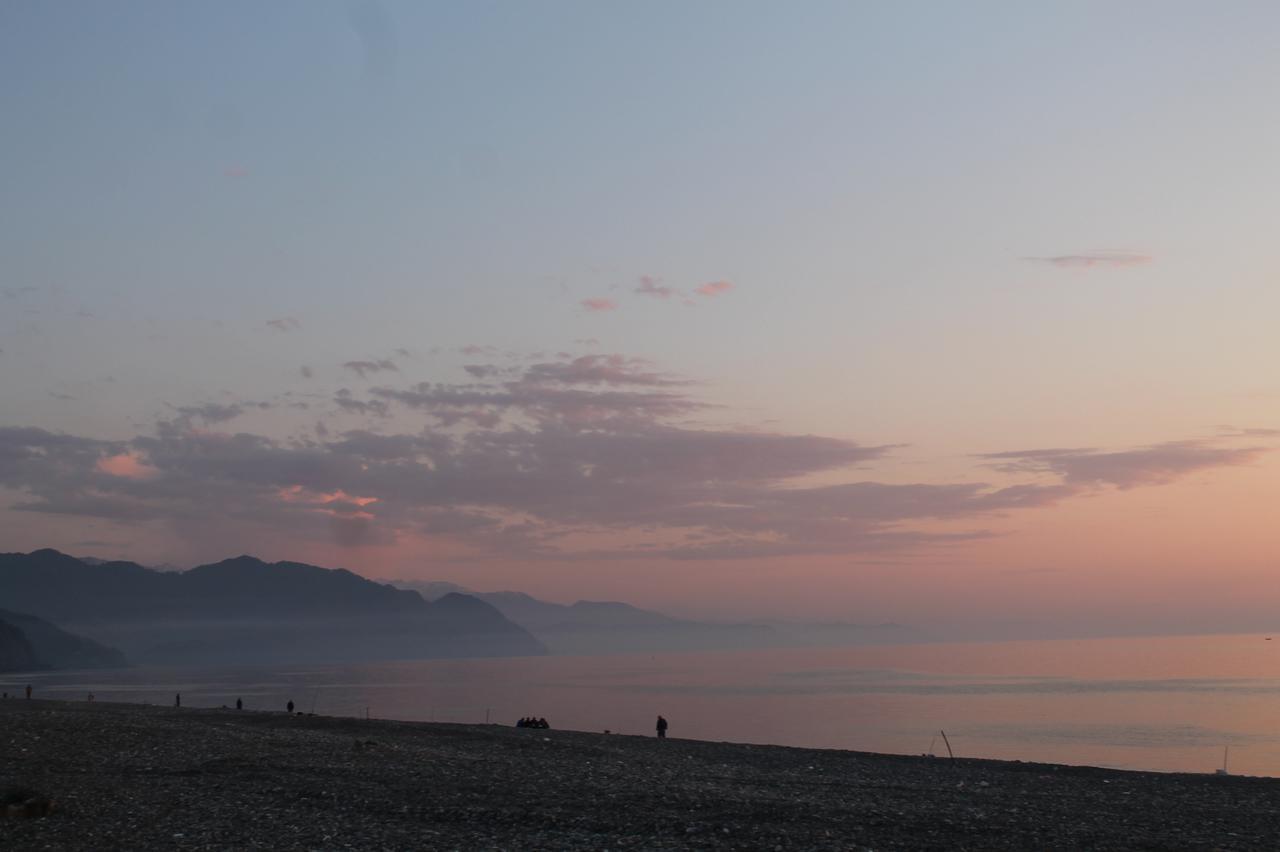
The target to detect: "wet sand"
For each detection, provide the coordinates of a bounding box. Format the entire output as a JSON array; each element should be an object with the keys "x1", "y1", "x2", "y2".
[{"x1": 3, "y1": 698, "x2": 1278, "y2": 850}]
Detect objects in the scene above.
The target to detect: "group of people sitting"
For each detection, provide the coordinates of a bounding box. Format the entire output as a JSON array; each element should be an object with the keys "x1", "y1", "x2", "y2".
[{"x1": 516, "y1": 716, "x2": 550, "y2": 729}]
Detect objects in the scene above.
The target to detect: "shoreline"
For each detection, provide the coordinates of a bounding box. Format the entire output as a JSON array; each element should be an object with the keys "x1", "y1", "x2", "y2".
[{"x1": 4, "y1": 698, "x2": 1280, "y2": 849}]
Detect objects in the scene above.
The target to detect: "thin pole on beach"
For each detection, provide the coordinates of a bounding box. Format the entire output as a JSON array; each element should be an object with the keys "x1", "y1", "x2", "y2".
[{"x1": 939, "y1": 729, "x2": 955, "y2": 761}]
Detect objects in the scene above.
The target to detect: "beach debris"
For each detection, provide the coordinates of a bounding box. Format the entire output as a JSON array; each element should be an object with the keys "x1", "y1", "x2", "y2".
[
  {"x1": 939, "y1": 729, "x2": 955, "y2": 760},
  {"x1": 1, "y1": 786, "x2": 55, "y2": 819}
]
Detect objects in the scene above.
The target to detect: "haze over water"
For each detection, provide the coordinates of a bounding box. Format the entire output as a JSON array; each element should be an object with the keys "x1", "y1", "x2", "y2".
[{"x1": 11, "y1": 633, "x2": 1280, "y2": 777}]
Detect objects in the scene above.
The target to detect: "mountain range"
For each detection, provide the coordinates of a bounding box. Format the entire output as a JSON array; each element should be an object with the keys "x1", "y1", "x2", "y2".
[
  {"x1": 390, "y1": 580, "x2": 921, "y2": 654},
  {"x1": 0, "y1": 549, "x2": 544, "y2": 666}
]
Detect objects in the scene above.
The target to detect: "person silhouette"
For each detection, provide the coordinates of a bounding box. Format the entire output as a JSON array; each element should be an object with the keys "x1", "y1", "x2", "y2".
[
  {"x1": 25, "y1": 684, "x2": 32, "y2": 700},
  {"x1": 287, "y1": 699, "x2": 295, "y2": 714},
  {"x1": 175, "y1": 693, "x2": 181, "y2": 708},
  {"x1": 656, "y1": 715, "x2": 668, "y2": 738},
  {"x1": 236, "y1": 698, "x2": 243, "y2": 711}
]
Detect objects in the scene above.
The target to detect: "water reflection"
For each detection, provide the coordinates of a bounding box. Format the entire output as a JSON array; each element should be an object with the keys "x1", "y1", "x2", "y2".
[{"x1": 5, "y1": 632, "x2": 1279, "y2": 776}]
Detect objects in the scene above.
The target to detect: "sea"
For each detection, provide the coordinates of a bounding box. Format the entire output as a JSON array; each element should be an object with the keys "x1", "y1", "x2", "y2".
[{"x1": 5, "y1": 632, "x2": 1279, "y2": 777}]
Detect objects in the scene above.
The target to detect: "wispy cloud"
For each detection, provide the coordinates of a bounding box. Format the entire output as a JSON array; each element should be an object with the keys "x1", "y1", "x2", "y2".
[
  {"x1": 979, "y1": 440, "x2": 1267, "y2": 488},
  {"x1": 463, "y1": 364, "x2": 503, "y2": 379},
  {"x1": 580, "y1": 298, "x2": 618, "y2": 313},
  {"x1": 267, "y1": 317, "x2": 301, "y2": 332},
  {"x1": 333, "y1": 389, "x2": 390, "y2": 418},
  {"x1": 346, "y1": 0, "x2": 398, "y2": 81},
  {"x1": 1023, "y1": 252, "x2": 1152, "y2": 269},
  {"x1": 342, "y1": 359, "x2": 399, "y2": 378},
  {"x1": 169, "y1": 402, "x2": 247, "y2": 426},
  {"x1": 634, "y1": 275, "x2": 675, "y2": 299},
  {"x1": 696, "y1": 280, "x2": 735, "y2": 297},
  {"x1": 1215, "y1": 425, "x2": 1280, "y2": 439},
  {"x1": 523, "y1": 355, "x2": 687, "y2": 387}
]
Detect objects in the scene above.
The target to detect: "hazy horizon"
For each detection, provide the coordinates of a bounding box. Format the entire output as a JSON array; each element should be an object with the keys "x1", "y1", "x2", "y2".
[{"x1": 3, "y1": 2, "x2": 1279, "y2": 641}]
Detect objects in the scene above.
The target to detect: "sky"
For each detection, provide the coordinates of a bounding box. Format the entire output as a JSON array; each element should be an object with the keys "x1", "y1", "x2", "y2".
[{"x1": 2, "y1": 1, "x2": 1279, "y2": 638}]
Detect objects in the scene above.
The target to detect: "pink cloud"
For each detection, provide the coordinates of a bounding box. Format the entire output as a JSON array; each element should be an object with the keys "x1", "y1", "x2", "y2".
[
  {"x1": 580, "y1": 298, "x2": 618, "y2": 313},
  {"x1": 96, "y1": 452, "x2": 158, "y2": 480},
  {"x1": 696, "y1": 280, "x2": 734, "y2": 297},
  {"x1": 278, "y1": 485, "x2": 378, "y2": 519}
]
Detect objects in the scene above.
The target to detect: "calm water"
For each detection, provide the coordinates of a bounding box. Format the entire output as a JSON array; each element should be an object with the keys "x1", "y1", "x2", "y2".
[{"x1": 6, "y1": 633, "x2": 1280, "y2": 776}]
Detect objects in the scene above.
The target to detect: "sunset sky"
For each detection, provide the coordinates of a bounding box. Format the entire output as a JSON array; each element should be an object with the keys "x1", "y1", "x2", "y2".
[{"x1": 3, "y1": 1, "x2": 1278, "y2": 638}]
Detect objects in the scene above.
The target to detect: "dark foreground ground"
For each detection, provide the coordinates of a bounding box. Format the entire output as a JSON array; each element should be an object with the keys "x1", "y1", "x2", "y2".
[{"x1": 3, "y1": 700, "x2": 1279, "y2": 850}]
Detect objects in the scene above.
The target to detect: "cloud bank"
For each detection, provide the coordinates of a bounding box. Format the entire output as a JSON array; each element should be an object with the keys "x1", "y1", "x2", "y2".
[{"x1": 0, "y1": 355, "x2": 1264, "y2": 563}]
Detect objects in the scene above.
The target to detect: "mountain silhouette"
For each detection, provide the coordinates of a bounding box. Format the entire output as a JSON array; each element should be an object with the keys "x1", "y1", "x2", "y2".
[
  {"x1": 392, "y1": 580, "x2": 922, "y2": 654},
  {"x1": 0, "y1": 609, "x2": 128, "y2": 671},
  {"x1": 0, "y1": 549, "x2": 545, "y2": 665},
  {"x1": 0, "y1": 618, "x2": 42, "y2": 672}
]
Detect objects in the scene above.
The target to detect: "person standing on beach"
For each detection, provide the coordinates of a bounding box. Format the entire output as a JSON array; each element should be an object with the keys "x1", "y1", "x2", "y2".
[
  {"x1": 656, "y1": 715, "x2": 668, "y2": 738},
  {"x1": 26, "y1": 684, "x2": 32, "y2": 700},
  {"x1": 287, "y1": 699, "x2": 294, "y2": 714},
  {"x1": 236, "y1": 698, "x2": 243, "y2": 710},
  {"x1": 175, "y1": 693, "x2": 181, "y2": 708}
]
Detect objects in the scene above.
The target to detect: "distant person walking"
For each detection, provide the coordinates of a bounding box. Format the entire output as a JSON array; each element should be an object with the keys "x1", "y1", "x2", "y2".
[
  {"x1": 656, "y1": 715, "x2": 668, "y2": 738},
  {"x1": 287, "y1": 700, "x2": 295, "y2": 714},
  {"x1": 236, "y1": 698, "x2": 243, "y2": 711},
  {"x1": 26, "y1": 684, "x2": 32, "y2": 700},
  {"x1": 175, "y1": 693, "x2": 181, "y2": 708}
]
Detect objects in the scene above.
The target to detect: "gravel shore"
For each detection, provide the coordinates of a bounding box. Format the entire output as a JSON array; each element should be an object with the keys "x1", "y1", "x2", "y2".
[{"x1": 3, "y1": 698, "x2": 1278, "y2": 850}]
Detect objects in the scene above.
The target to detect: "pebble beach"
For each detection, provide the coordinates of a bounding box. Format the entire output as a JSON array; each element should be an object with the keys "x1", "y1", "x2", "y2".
[{"x1": 3, "y1": 698, "x2": 1279, "y2": 850}]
